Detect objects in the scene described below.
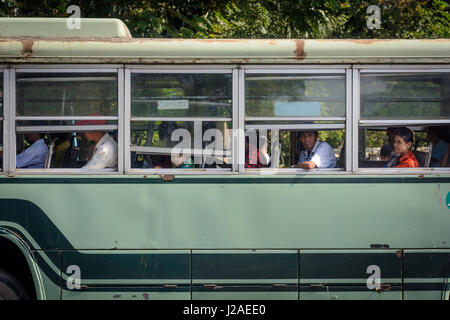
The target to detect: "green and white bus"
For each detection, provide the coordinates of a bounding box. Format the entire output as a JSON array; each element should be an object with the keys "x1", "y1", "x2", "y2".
[{"x1": 0, "y1": 18, "x2": 449, "y2": 300}]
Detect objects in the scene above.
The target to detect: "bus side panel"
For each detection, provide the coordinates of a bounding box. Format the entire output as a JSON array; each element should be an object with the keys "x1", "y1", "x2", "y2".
[
  {"x1": 403, "y1": 249, "x2": 450, "y2": 300},
  {"x1": 299, "y1": 250, "x2": 402, "y2": 300},
  {"x1": 33, "y1": 250, "x2": 61, "y2": 300},
  {"x1": 0, "y1": 177, "x2": 448, "y2": 250},
  {"x1": 60, "y1": 250, "x2": 190, "y2": 300},
  {"x1": 191, "y1": 250, "x2": 298, "y2": 300}
]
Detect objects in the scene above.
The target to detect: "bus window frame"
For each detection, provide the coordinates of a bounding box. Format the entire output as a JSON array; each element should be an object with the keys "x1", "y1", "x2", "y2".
[
  {"x1": 125, "y1": 66, "x2": 237, "y2": 174},
  {"x1": 0, "y1": 68, "x2": 5, "y2": 172},
  {"x1": 353, "y1": 66, "x2": 450, "y2": 173},
  {"x1": 241, "y1": 67, "x2": 352, "y2": 173},
  {"x1": 10, "y1": 66, "x2": 123, "y2": 174}
]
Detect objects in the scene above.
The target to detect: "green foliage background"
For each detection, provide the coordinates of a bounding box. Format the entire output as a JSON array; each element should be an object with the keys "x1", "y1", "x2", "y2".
[{"x1": 1, "y1": 0, "x2": 449, "y2": 39}]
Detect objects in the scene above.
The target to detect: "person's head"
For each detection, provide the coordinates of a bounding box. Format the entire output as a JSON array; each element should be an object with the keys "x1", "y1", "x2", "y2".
[
  {"x1": 75, "y1": 116, "x2": 107, "y2": 144},
  {"x1": 24, "y1": 132, "x2": 43, "y2": 144},
  {"x1": 386, "y1": 127, "x2": 400, "y2": 146},
  {"x1": 426, "y1": 126, "x2": 449, "y2": 144},
  {"x1": 299, "y1": 131, "x2": 318, "y2": 152},
  {"x1": 393, "y1": 127, "x2": 414, "y2": 157},
  {"x1": 380, "y1": 144, "x2": 393, "y2": 161}
]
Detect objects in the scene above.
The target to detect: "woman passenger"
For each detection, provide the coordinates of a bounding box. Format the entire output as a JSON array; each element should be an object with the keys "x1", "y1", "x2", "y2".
[{"x1": 387, "y1": 127, "x2": 419, "y2": 168}]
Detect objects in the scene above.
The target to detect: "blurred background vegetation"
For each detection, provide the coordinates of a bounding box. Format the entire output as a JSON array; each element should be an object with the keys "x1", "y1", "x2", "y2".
[{"x1": 1, "y1": 0, "x2": 449, "y2": 39}]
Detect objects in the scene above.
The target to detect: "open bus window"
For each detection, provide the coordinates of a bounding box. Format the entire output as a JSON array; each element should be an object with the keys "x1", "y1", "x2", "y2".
[
  {"x1": 14, "y1": 72, "x2": 119, "y2": 171},
  {"x1": 244, "y1": 128, "x2": 345, "y2": 169},
  {"x1": 358, "y1": 127, "x2": 431, "y2": 168},
  {"x1": 15, "y1": 121, "x2": 118, "y2": 170},
  {"x1": 131, "y1": 121, "x2": 232, "y2": 169},
  {"x1": 130, "y1": 73, "x2": 233, "y2": 171}
]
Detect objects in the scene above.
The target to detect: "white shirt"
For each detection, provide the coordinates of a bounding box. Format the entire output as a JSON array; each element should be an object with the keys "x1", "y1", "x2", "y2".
[
  {"x1": 298, "y1": 140, "x2": 337, "y2": 168},
  {"x1": 82, "y1": 133, "x2": 118, "y2": 170}
]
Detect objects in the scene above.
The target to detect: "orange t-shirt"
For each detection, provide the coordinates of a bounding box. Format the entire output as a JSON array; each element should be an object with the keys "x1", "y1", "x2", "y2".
[{"x1": 395, "y1": 151, "x2": 419, "y2": 168}]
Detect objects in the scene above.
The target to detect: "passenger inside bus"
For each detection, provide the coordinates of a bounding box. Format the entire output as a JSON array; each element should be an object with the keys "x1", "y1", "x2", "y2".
[
  {"x1": 426, "y1": 126, "x2": 450, "y2": 167},
  {"x1": 294, "y1": 130, "x2": 337, "y2": 169},
  {"x1": 74, "y1": 118, "x2": 118, "y2": 170},
  {"x1": 245, "y1": 135, "x2": 270, "y2": 168},
  {"x1": 149, "y1": 122, "x2": 193, "y2": 169},
  {"x1": 16, "y1": 132, "x2": 48, "y2": 168},
  {"x1": 386, "y1": 127, "x2": 419, "y2": 168},
  {"x1": 380, "y1": 144, "x2": 394, "y2": 161}
]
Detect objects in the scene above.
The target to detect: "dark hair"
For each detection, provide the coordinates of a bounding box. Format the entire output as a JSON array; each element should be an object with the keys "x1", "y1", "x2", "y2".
[
  {"x1": 395, "y1": 127, "x2": 414, "y2": 145},
  {"x1": 427, "y1": 126, "x2": 450, "y2": 143},
  {"x1": 299, "y1": 130, "x2": 318, "y2": 136},
  {"x1": 380, "y1": 144, "x2": 393, "y2": 158}
]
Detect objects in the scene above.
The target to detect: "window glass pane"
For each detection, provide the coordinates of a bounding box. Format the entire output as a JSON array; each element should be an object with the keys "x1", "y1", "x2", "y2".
[
  {"x1": 16, "y1": 73, "x2": 118, "y2": 116},
  {"x1": 360, "y1": 73, "x2": 450, "y2": 119},
  {"x1": 245, "y1": 74, "x2": 346, "y2": 117},
  {"x1": 131, "y1": 74, "x2": 232, "y2": 117},
  {"x1": 131, "y1": 120, "x2": 232, "y2": 169},
  {"x1": 16, "y1": 120, "x2": 118, "y2": 169},
  {"x1": 243, "y1": 128, "x2": 345, "y2": 169}
]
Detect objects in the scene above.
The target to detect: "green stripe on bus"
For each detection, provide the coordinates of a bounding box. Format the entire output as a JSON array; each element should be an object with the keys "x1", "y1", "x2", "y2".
[{"x1": 0, "y1": 176, "x2": 449, "y2": 184}]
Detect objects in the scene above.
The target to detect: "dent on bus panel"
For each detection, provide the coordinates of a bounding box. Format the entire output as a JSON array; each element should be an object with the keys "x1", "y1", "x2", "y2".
[{"x1": 14, "y1": 73, "x2": 119, "y2": 170}]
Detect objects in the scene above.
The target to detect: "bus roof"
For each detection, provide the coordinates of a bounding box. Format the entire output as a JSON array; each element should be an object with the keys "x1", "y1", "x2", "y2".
[
  {"x1": 0, "y1": 18, "x2": 449, "y2": 64},
  {"x1": 0, "y1": 17, "x2": 131, "y2": 38}
]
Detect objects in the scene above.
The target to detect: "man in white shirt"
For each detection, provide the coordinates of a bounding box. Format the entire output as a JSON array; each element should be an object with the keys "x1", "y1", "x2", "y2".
[
  {"x1": 75, "y1": 118, "x2": 118, "y2": 170},
  {"x1": 294, "y1": 131, "x2": 336, "y2": 169}
]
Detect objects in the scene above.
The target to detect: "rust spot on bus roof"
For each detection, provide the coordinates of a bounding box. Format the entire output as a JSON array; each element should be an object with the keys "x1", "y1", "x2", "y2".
[
  {"x1": 21, "y1": 39, "x2": 33, "y2": 56},
  {"x1": 294, "y1": 40, "x2": 305, "y2": 59}
]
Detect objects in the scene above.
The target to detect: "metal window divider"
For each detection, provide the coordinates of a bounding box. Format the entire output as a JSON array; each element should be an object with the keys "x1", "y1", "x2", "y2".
[
  {"x1": 238, "y1": 69, "x2": 245, "y2": 173},
  {"x1": 118, "y1": 67, "x2": 125, "y2": 173},
  {"x1": 124, "y1": 68, "x2": 131, "y2": 174},
  {"x1": 2, "y1": 70, "x2": 8, "y2": 173},
  {"x1": 352, "y1": 68, "x2": 360, "y2": 173},
  {"x1": 345, "y1": 68, "x2": 353, "y2": 172},
  {"x1": 8, "y1": 68, "x2": 16, "y2": 174}
]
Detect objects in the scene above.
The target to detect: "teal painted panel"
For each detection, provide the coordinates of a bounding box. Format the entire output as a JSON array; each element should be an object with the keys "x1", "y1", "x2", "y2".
[
  {"x1": 62, "y1": 286, "x2": 190, "y2": 300},
  {"x1": 299, "y1": 285, "x2": 402, "y2": 300},
  {"x1": 61, "y1": 250, "x2": 190, "y2": 288},
  {"x1": 192, "y1": 285, "x2": 298, "y2": 300},
  {"x1": 300, "y1": 250, "x2": 402, "y2": 285},
  {"x1": 192, "y1": 250, "x2": 298, "y2": 284},
  {"x1": 33, "y1": 250, "x2": 61, "y2": 300},
  {"x1": 403, "y1": 250, "x2": 450, "y2": 300},
  {"x1": 0, "y1": 176, "x2": 449, "y2": 250}
]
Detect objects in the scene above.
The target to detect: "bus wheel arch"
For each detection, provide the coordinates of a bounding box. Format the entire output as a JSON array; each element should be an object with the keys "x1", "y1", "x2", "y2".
[{"x1": 0, "y1": 230, "x2": 42, "y2": 300}]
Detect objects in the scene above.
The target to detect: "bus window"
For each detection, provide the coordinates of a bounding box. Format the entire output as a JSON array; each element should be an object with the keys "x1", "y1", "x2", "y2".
[
  {"x1": 360, "y1": 73, "x2": 450, "y2": 120},
  {"x1": 359, "y1": 72, "x2": 450, "y2": 170},
  {"x1": 358, "y1": 128, "x2": 430, "y2": 168},
  {"x1": 246, "y1": 73, "x2": 345, "y2": 118},
  {"x1": 131, "y1": 120, "x2": 232, "y2": 169},
  {"x1": 244, "y1": 71, "x2": 347, "y2": 172},
  {"x1": 130, "y1": 73, "x2": 232, "y2": 171},
  {"x1": 244, "y1": 128, "x2": 345, "y2": 169},
  {"x1": 15, "y1": 72, "x2": 119, "y2": 171},
  {"x1": 0, "y1": 73, "x2": 3, "y2": 171}
]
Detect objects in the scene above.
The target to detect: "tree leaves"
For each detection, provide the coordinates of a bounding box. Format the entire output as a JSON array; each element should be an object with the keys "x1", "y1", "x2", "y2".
[{"x1": 1, "y1": 0, "x2": 449, "y2": 38}]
